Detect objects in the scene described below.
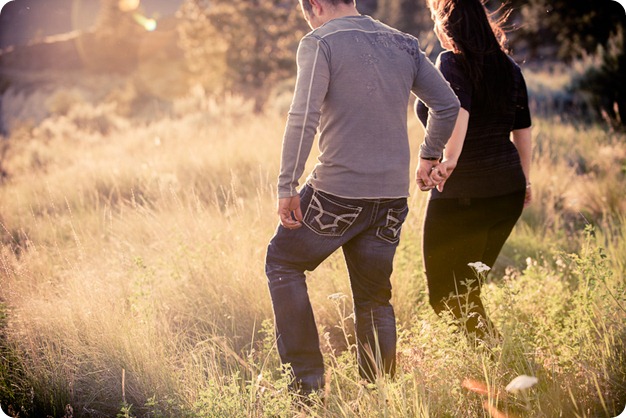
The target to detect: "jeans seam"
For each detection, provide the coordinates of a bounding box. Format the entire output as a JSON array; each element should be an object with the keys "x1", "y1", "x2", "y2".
[{"x1": 368, "y1": 201, "x2": 379, "y2": 227}]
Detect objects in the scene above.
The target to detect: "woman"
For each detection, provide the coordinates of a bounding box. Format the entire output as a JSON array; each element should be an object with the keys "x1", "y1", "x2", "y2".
[{"x1": 416, "y1": 0, "x2": 532, "y2": 343}]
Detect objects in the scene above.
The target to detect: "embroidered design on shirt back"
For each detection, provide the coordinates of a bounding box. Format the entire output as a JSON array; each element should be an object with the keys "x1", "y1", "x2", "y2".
[
  {"x1": 370, "y1": 32, "x2": 419, "y2": 59},
  {"x1": 361, "y1": 53, "x2": 380, "y2": 66}
]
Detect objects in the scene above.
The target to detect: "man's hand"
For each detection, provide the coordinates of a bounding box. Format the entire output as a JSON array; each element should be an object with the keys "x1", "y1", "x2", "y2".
[
  {"x1": 416, "y1": 158, "x2": 440, "y2": 191},
  {"x1": 278, "y1": 195, "x2": 303, "y2": 229}
]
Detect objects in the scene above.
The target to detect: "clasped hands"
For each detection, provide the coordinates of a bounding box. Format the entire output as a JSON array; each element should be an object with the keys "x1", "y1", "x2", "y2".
[{"x1": 416, "y1": 158, "x2": 456, "y2": 192}]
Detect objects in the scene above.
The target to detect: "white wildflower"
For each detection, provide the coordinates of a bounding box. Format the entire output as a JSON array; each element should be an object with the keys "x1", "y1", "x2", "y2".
[
  {"x1": 468, "y1": 261, "x2": 491, "y2": 274},
  {"x1": 505, "y1": 375, "x2": 539, "y2": 393},
  {"x1": 1, "y1": 404, "x2": 11, "y2": 418}
]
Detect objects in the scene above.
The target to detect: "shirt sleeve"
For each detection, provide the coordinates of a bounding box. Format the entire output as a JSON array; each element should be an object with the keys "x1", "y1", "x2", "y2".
[
  {"x1": 513, "y1": 69, "x2": 532, "y2": 129},
  {"x1": 277, "y1": 35, "x2": 330, "y2": 199},
  {"x1": 412, "y1": 49, "x2": 460, "y2": 160}
]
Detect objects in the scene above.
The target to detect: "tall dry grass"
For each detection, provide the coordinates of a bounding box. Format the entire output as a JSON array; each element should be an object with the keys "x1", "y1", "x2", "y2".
[{"x1": 0, "y1": 87, "x2": 625, "y2": 417}]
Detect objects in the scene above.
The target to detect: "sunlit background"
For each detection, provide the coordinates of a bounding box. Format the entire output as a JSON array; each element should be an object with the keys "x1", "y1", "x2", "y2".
[{"x1": 0, "y1": 0, "x2": 177, "y2": 46}]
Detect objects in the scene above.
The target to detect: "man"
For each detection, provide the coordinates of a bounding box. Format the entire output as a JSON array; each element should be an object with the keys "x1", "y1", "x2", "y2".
[{"x1": 265, "y1": 0, "x2": 459, "y2": 396}]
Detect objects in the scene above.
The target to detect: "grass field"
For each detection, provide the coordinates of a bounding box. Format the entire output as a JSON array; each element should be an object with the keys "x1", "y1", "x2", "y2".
[{"x1": 0, "y1": 89, "x2": 625, "y2": 417}]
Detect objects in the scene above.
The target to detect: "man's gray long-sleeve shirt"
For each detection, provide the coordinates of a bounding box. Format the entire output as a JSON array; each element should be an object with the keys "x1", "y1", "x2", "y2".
[{"x1": 278, "y1": 15, "x2": 459, "y2": 199}]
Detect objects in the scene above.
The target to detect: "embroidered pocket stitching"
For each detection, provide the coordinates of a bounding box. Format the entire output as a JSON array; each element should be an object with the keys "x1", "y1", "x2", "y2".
[
  {"x1": 376, "y1": 206, "x2": 407, "y2": 244},
  {"x1": 303, "y1": 192, "x2": 362, "y2": 237}
]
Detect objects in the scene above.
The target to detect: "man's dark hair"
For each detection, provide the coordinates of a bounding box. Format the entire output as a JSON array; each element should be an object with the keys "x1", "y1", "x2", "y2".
[{"x1": 301, "y1": 0, "x2": 355, "y2": 13}]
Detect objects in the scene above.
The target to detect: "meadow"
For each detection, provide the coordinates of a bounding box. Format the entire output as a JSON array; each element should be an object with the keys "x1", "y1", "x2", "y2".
[{"x1": 0, "y1": 84, "x2": 625, "y2": 417}]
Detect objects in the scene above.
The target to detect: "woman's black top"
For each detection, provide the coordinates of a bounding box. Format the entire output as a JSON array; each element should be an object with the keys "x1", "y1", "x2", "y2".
[{"x1": 417, "y1": 51, "x2": 532, "y2": 200}]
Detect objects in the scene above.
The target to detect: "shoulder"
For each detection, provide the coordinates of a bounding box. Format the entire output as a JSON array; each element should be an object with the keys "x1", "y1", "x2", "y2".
[
  {"x1": 506, "y1": 56, "x2": 521, "y2": 72},
  {"x1": 299, "y1": 31, "x2": 327, "y2": 51},
  {"x1": 313, "y1": 15, "x2": 374, "y2": 38},
  {"x1": 506, "y1": 55, "x2": 527, "y2": 84},
  {"x1": 436, "y1": 51, "x2": 466, "y2": 82},
  {"x1": 436, "y1": 50, "x2": 459, "y2": 69},
  {"x1": 296, "y1": 33, "x2": 327, "y2": 61},
  {"x1": 302, "y1": 30, "x2": 323, "y2": 43}
]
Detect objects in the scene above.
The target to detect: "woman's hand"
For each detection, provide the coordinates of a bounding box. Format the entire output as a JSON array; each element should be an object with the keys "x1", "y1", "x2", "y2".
[
  {"x1": 429, "y1": 159, "x2": 457, "y2": 192},
  {"x1": 524, "y1": 183, "x2": 532, "y2": 207}
]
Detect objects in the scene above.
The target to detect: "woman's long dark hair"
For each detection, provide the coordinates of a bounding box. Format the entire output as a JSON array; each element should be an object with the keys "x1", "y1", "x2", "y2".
[{"x1": 428, "y1": 0, "x2": 513, "y2": 110}]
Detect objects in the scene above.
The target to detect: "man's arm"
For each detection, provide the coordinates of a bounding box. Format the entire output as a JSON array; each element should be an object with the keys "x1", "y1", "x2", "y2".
[
  {"x1": 411, "y1": 49, "x2": 460, "y2": 161},
  {"x1": 277, "y1": 36, "x2": 329, "y2": 200},
  {"x1": 411, "y1": 48, "x2": 460, "y2": 190}
]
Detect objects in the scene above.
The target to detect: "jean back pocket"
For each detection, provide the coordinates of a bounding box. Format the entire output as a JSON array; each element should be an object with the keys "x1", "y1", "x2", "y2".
[
  {"x1": 376, "y1": 205, "x2": 408, "y2": 244},
  {"x1": 303, "y1": 191, "x2": 363, "y2": 237}
]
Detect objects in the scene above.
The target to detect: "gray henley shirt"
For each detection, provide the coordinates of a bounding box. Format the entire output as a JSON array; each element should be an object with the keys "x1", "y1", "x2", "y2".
[{"x1": 277, "y1": 15, "x2": 459, "y2": 199}]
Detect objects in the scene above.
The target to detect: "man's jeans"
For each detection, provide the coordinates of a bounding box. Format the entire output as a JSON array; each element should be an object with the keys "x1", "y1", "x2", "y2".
[{"x1": 265, "y1": 185, "x2": 409, "y2": 392}]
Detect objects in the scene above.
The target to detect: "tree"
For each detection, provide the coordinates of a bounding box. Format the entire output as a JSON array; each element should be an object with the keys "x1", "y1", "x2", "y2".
[
  {"x1": 357, "y1": 0, "x2": 378, "y2": 15},
  {"x1": 374, "y1": 0, "x2": 430, "y2": 37},
  {"x1": 502, "y1": 0, "x2": 625, "y2": 127},
  {"x1": 493, "y1": 0, "x2": 625, "y2": 61},
  {"x1": 177, "y1": 0, "x2": 228, "y2": 92},
  {"x1": 177, "y1": 0, "x2": 306, "y2": 112},
  {"x1": 572, "y1": 26, "x2": 626, "y2": 128},
  {"x1": 87, "y1": 0, "x2": 144, "y2": 72}
]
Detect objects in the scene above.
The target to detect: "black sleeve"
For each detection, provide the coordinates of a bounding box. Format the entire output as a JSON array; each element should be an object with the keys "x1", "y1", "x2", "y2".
[
  {"x1": 513, "y1": 69, "x2": 532, "y2": 129},
  {"x1": 439, "y1": 52, "x2": 472, "y2": 112},
  {"x1": 416, "y1": 99, "x2": 429, "y2": 126},
  {"x1": 416, "y1": 52, "x2": 470, "y2": 126}
]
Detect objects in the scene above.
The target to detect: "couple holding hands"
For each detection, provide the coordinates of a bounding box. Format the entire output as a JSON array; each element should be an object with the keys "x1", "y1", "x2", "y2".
[{"x1": 265, "y1": 0, "x2": 532, "y2": 396}]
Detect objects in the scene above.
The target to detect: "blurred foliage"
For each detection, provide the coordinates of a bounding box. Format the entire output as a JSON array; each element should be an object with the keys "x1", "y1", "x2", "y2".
[
  {"x1": 503, "y1": 0, "x2": 626, "y2": 128},
  {"x1": 505, "y1": 0, "x2": 626, "y2": 61},
  {"x1": 177, "y1": 0, "x2": 307, "y2": 112},
  {"x1": 571, "y1": 27, "x2": 626, "y2": 129},
  {"x1": 375, "y1": 0, "x2": 432, "y2": 38},
  {"x1": 124, "y1": 0, "x2": 626, "y2": 125},
  {"x1": 367, "y1": 0, "x2": 624, "y2": 62},
  {"x1": 94, "y1": 0, "x2": 140, "y2": 37},
  {"x1": 387, "y1": 0, "x2": 626, "y2": 128},
  {"x1": 91, "y1": 0, "x2": 145, "y2": 72}
]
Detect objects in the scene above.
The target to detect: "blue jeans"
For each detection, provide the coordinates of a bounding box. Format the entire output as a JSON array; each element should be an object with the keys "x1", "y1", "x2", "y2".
[{"x1": 265, "y1": 185, "x2": 409, "y2": 392}]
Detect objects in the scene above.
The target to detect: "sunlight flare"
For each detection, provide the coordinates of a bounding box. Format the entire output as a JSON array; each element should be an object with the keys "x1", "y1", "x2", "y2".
[
  {"x1": 461, "y1": 378, "x2": 493, "y2": 397},
  {"x1": 132, "y1": 13, "x2": 157, "y2": 31},
  {"x1": 483, "y1": 401, "x2": 517, "y2": 418},
  {"x1": 118, "y1": 0, "x2": 140, "y2": 12}
]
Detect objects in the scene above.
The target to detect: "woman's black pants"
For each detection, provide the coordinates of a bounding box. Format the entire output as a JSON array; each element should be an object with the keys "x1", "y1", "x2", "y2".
[{"x1": 422, "y1": 190, "x2": 525, "y2": 338}]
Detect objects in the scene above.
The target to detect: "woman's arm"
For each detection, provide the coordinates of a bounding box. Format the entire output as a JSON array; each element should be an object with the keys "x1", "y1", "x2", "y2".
[
  {"x1": 430, "y1": 108, "x2": 469, "y2": 191},
  {"x1": 511, "y1": 126, "x2": 533, "y2": 206},
  {"x1": 443, "y1": 108, "x2": 469, "y2": 162}
]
